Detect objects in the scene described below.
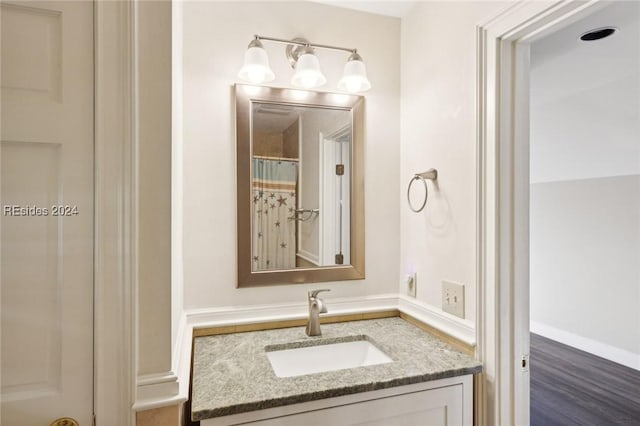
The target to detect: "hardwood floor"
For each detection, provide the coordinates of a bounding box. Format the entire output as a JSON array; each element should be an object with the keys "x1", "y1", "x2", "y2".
[{"x1": 530, "y1": 333, "x2": 640, "y2": 426}]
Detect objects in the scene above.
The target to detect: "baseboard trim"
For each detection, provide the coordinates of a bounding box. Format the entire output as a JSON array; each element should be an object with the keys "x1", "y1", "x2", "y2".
[
  {"x1": 149, "y1": 294, "x2": 477, "y2": 407},
  {"x1": 133, "y1": 371, "x2": 184, "y2": 411},
  {"x1": 530, "y1": 321, "x2": 640, "y2": 371},
  {"x1": 397, "y1": 295, "x2": 476, "y2": 348},
  {"x1": 183, "y1": 294, "x2": 399, "y2": 329}
]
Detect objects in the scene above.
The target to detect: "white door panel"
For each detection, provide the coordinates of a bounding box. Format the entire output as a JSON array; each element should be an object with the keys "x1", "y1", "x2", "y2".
[{"x1": 1, "y1": 1, "x2": 94, "y2": 425}]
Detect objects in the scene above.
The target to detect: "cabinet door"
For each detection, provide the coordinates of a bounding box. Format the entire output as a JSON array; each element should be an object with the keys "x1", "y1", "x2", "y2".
[{"x1": 241, "y1": 384, "x2": 463, "y2": 426}]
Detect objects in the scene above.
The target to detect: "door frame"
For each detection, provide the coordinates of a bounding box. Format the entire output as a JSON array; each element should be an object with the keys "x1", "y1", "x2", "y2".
[
  {"x1": 319, "y1": 126, "x2": 351, "y2": 266},
  {"x1": 475, "y1": 1, "x2": 608, "y2": 425},
  {"x1": 94, "y1": 1, "x2": 136, "y2": 424}
]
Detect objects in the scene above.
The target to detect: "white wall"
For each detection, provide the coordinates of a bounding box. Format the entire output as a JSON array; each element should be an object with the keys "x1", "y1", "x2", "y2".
[
  {"x1": 530, "y1": 73, "x2": 640, "y2": 183},
  {"x1": 399, "y1": 1, "x2": 508, "y2": 321},
  {"x1": 530, "y1": 176, "x2": 640, "y2": 365},
  {"x1": 181, "y1": 1, "x2": 401, "y2": 309},
  {"x1": 137, "y1": 0, "x2": 173, "y2": 377},
  {"x1": 172, "y1": 0, "x2": 184, "y2": 362}
]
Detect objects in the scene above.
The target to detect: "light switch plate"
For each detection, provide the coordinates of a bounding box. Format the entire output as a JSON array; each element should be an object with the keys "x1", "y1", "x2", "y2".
[{"x1": 442, "y1": 280, "x2": 465, "y2": 318}]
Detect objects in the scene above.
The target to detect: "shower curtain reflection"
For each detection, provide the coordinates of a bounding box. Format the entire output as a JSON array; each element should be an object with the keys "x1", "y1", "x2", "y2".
[{"x1": 252, "y1": 157, "x2": 298, "y2": 271}]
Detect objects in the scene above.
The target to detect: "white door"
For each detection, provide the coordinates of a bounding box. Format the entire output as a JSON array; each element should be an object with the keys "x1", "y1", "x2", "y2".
[{"x1": 1, "y1": 1, "x2": 94, "y2": 425}]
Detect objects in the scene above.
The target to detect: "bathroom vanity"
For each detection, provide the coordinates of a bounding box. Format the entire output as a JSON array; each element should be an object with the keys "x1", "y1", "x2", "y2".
[{"x1": 191, "y1": 317, "x2": 481, "y2": 425}]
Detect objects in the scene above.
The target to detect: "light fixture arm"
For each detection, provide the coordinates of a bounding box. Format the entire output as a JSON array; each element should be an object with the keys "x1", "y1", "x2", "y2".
[{"x1": 254, "y1": 34, "x2": 357, "y2": 55}]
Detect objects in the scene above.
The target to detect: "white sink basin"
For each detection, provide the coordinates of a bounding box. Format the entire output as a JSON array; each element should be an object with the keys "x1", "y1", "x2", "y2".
[{"x1": 266, "y1": 339, "x2": 393, "y2": 378}]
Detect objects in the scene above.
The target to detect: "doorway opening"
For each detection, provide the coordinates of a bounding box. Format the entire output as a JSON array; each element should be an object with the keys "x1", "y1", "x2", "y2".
[
  {"x1": 477, "y1": 1, "x2": 640, "y2": 424},
  {"x1": 528, "y1": 1, "x2": 640, "y2": 423}
]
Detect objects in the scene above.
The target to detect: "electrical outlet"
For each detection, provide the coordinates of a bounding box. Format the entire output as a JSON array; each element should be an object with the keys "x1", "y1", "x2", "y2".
[
  {"x1": 406, "y1": 272, "x2": 417, "y2": 298},
  {"x1": 442, "y1": 280, "x2": 465, "y2": 318}
]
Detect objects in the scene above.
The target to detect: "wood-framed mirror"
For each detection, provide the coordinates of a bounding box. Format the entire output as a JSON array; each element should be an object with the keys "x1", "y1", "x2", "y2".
[{"x1": 235, "y1": 84, "x2": 365, "y2": 287}]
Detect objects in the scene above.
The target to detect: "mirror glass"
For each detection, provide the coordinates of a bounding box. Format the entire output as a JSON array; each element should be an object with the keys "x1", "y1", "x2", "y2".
[
  {"x1": 251, "y1": 103, "x2": 351, "y2": 271},
  {"x1": 236, "y1": 85, "x2": 364, "y2": 286}
]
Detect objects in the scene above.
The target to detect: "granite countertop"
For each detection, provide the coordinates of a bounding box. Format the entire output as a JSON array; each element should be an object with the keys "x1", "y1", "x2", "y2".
[{"x1": 191, "y1": 317, "x2": 482, "y2": 421}]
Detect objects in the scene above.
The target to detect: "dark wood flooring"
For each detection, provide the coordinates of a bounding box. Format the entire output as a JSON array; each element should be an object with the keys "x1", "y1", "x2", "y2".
[{"x1": 530, "y1": 333, "x2": 640, "y2": 426}]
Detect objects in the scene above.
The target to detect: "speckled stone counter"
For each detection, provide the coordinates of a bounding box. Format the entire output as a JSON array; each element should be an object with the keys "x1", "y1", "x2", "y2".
[{"x1": 191, "y1": 317, "x2": 482, "y2": 422}]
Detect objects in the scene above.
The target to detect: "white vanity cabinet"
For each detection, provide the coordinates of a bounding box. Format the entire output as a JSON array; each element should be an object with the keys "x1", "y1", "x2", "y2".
[{"x1": 201, "y1": 375, "x2": 473, "y2": 426}]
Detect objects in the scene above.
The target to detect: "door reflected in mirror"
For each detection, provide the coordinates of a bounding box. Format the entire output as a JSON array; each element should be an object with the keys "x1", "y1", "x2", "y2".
[
  {"x1": 251, "y1": 103, "x2": 351, "y2": 272},
  {"x1": 236, "y1": 85, "x2": 364, "y2": 286}
]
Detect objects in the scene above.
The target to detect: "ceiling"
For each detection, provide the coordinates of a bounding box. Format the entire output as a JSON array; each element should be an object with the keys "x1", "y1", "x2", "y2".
[
  {"x1": 253, "y1": 104, "x2": 302, "y2": 133},
  {"x1": 310, "y1": 1, "x2": 415, "y2": 18},
  {"x1": 530, "y1": 0, "x2": 640, "y2": 183},
  {"x1": 531, "y1": 0, "x2": 640, "y2": 108}
]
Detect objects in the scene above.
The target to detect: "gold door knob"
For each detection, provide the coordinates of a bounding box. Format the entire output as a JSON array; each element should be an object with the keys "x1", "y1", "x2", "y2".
[{"x1": 51, "y1": 418, "x2": 79, "y2": 426}]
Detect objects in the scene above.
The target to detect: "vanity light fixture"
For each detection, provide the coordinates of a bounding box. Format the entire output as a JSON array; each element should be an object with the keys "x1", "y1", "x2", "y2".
[
  {"x1": 237, "y1": 38, "x2": 275, "y2": 84},
  {"x1": 238, "y1": 35, "x2": 371, "y2": 93},
  {"x1": 290, "y1": 45, "x2": 326, "y2": 89},
  {"x1": 338, "y1": 51, "x2": 371, "y2": 93}
]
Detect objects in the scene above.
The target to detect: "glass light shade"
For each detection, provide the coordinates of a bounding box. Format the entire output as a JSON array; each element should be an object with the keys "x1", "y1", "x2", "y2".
[
  {"x1": 291, "y1": 53, "x2": 326, "y2": 89},
  {"x1": 238, "y1": 46, "x2": 275, "y2": 84},
  {"x1": 338, "y1": 59, "x2": 371, "y2": 93}
]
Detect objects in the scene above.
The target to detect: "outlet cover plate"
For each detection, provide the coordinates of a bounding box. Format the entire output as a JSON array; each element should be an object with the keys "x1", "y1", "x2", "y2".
[{"x1": 442, "y1": 280, "x2": 465, "y2": 319}]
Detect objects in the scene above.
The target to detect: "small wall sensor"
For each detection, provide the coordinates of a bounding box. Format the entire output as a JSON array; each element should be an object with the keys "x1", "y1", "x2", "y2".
[{"x1": 406, "y1": 265, "x2": 417, "y2": 298}]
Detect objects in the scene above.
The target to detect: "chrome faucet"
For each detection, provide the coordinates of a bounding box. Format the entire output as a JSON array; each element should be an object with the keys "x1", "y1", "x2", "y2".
[{"x1": 306, "y1": 289, "x2": 330, "y2": 336}]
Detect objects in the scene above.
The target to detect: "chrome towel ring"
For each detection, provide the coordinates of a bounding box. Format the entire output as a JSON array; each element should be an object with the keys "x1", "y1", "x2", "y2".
[{"x1": 407, "y1": 169, "x2": 438, "y2": 213}]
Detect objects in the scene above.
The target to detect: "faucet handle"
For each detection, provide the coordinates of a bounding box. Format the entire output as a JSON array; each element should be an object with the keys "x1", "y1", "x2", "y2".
[{"x1": 309, "y1": 289, "x2": 330, "y2": 299}]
